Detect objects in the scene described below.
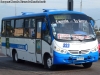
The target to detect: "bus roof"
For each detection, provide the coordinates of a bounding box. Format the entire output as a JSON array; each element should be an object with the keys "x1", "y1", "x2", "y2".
[{"x1": 2, "y1": 9, "x2": 85, "y2": 20}]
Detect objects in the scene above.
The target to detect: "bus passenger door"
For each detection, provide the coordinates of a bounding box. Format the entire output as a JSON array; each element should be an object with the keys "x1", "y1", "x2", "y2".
[
  {"x1": 6, "y1": 21, "x2": 11, "y2": 56},
  {"x1": 6, "y1": 38, "x2": 10, "y2": 56},
  {"x1": 35, "y1": 19, "x2": 42, "y2": 63}
]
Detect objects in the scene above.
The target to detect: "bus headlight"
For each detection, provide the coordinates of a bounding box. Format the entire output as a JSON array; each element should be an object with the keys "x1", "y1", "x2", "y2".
[
  {"x1": 54, "y1": 46, "x2": 67, "y2": 54},
  {"x1": 54, "y1": 46, "x2": 60, "y2": 51},
  {"x1": 56, "y1": 48, "x2": 60, "y2": 51},
  {"x1": 91, "y1": 46, "x2": 98, "y2": 52},
  {"x1": 61, "y1": 50, "x2": 68, "y2": 54}
]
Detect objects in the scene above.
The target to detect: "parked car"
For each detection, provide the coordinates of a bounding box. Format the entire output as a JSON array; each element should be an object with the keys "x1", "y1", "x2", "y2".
[{"x1": 98, "y1": 43, "x2": 100, "y2": 56}]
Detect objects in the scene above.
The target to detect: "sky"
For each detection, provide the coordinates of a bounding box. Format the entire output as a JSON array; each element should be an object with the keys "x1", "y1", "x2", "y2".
[{"x1": 0, "y1": 0, "x2": 100, "y2": 31}]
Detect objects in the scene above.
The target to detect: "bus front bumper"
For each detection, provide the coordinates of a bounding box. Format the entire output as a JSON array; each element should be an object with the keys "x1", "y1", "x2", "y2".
[{"x1": 53, "y1": 51, "x2": 99, "y2": 65}]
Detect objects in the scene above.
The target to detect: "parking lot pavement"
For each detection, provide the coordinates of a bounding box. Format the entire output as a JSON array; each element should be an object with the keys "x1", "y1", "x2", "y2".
[
  {"x1": 0, "y1": 49, "x2": 100, "y2": 75},
  {"x1": 0, "y1": 49, "x2": 5, "y2": 56}
]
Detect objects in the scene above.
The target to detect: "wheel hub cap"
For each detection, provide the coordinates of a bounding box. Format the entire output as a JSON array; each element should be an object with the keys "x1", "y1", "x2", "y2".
[
  {"x1": 15, "y1": 53, "x2": 18, "y2": 61},
  {"x1": 47, "y1": 58, "x2": 52, "y2": 68}
]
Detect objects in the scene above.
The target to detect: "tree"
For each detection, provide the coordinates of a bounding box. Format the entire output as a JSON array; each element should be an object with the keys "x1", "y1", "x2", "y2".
[
  {"x1": 96, "y1": 31, "x2": 100, "y2": 36},
  {"x1": 99, "y1": 27, "x2": 100, "y2": 31}
]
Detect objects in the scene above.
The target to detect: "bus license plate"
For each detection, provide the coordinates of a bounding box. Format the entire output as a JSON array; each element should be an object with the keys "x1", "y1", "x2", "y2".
[{"x1": 77, "y1": 57, "x2": 84, "y2": 60}]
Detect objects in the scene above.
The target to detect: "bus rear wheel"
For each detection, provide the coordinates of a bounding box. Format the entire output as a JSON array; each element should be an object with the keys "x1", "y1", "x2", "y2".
[
  {"x1": 82, "y1": 62, "x2": 92, "y2": 68},
  {"x1": 13, "y1": 51, "x2": 19, "y2": 63}
]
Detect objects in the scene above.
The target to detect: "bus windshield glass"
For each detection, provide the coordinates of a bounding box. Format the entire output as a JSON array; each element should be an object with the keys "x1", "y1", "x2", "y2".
[{"x1": 49, "y1": 14, "x2": 95, "y2": 41}]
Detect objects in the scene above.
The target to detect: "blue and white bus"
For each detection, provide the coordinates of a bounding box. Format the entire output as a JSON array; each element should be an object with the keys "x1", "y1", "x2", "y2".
[{"x1": 1, "y1": 9, "x2": 99, "y2": 70}]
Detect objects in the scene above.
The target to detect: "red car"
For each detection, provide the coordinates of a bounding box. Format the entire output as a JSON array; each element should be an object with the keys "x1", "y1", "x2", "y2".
[{"x1": 98, "y1": 43, "x2": 100, "y2": 56}]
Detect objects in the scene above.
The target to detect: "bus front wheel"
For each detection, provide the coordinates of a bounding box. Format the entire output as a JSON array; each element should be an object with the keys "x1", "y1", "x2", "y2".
[
  {"x1": 82, "y1": 62, "x2": 92, "y2": 68},
  {"x1": 44, "y1": 55, "x2": 55, "y2": 70}
]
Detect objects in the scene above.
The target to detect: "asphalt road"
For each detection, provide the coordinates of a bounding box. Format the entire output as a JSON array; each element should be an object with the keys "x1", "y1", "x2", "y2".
[{"x1": 0, "y1": 49, "x2": 100, "y2": 75}]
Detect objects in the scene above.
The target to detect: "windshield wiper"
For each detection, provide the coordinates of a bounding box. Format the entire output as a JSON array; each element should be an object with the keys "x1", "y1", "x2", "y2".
[
  {"x1": 88, "y1": 35, "x2": 95, "y2": 40},
  {"x1": 72, "y1": 37, "x2": 84, "y2": 41},
  {"x1": 71, "y1": 35, "x2": 85, "y2": 42}
]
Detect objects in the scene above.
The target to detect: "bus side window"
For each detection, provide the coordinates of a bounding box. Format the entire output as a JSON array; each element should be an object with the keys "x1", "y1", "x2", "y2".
[
  {"x1": 10, "y1": 20, "x2": 15, "y2": 37},
  {"x1": 1, "y1": 21, "x2": 6, "y2": 37},
  {"x1": 42, "y1": 21, "x2": 51, "y2": 43},
  {"x1": 24, "y1": 19, "x2": 30, "y2": 37},
  {"x1": 29, "y1": 19, "x2": 35, "y2": 38},
  {"x1": 37, "y1": 21, "x2": 42, "y2": 38},
  {"x1": 6, "y1": 21, "x2": 11, "y2": 37},
  {"x1": 24, "y1": 18, "x2": 35, "y2": 38},
  {"x1": 14, "y1": 19, "x2": 24, "y2": 37}
]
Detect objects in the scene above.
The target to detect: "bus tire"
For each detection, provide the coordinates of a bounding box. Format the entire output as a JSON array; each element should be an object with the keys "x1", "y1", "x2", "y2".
[
  {"x1": 82, "y1": 62, "x2": 92, "y2": 68},
  {"x1": 44, "y1": 55, "x2": 55, "y2": 70},
  {"x1": 12, "y1": 51, "x2": 19, "y2": 63}
]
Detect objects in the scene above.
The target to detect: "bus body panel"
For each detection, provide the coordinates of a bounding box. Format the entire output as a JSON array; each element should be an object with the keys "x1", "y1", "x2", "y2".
[
  {"x1": 1, "y1": 37, "x2": 6, "y2": 56},
  {"x1": 1, "y1": 38, "x2": 37, "y2": 62},
  {"x1": 42, "y1": 40, "x2": 53, "y2": 64},
  {"x1": 53, "y1": 51, "x2": 98, "y2": 64},
  {"x1": 1, "y1": 37, "x2": 52, "y2": 64},
  {"x1": 1, "y1": 9, "x2": 99, "y2": 68},
  {"x1": 53, "y1": 39, "x2": 98, "y2": 51},
  {"x1": 52, "y1": 39, "x2": 99, "y2": 65}
]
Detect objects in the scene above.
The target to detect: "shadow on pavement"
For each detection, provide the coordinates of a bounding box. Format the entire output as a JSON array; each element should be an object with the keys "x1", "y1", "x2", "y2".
[{"x1": 0, "y1": 56, "x2": 88, "y2": 72}]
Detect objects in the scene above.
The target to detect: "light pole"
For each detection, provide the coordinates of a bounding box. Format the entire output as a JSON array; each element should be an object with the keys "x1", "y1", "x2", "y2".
[
  {"x1": 15, "y1": 3, "x2": 16, "y2": 16},
  {"x1": 67, "y1": 0, "x2": 73, "y2": 11},
  {"x1": 80, "y1": 0, "x2": 82, "y2": 12}
]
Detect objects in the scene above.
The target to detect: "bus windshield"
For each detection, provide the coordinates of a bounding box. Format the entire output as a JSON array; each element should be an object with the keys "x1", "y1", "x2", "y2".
[{"x1": 49, "y1": 14, "x2": 96, "y2": 41}]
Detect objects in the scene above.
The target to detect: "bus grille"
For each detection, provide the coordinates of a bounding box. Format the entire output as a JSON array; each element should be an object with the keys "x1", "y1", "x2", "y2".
[{"x1": 68, "y1": 50, "x2": 90, "y2": 54}]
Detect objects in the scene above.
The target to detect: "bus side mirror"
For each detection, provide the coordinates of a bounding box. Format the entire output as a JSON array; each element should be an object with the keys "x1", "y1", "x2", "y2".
[
  {"x1": 88, "y1": 16, "x2": 95, "y2": 27},
  {"x1": 42, "y1": 22, "x2": 46, "y2": 31},
  {"x1": 90, "y1": 20, "x2": 95, "y2": 27}
]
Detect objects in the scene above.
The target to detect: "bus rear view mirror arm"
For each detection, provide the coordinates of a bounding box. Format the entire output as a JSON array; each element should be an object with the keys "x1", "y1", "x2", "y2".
[{"x1": 42, "y1": 22, "x2": 47, "y2": 31}]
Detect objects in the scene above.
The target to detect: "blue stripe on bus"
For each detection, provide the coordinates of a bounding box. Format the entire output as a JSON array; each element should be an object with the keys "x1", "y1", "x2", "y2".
[
  {"x1": 1, "y1": 43, "x2": 28, "y2": 51},
  {"x1": 2, "y1": 43, "x2": 6, "y2": 47}
]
